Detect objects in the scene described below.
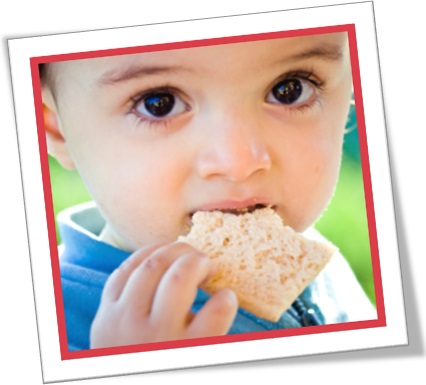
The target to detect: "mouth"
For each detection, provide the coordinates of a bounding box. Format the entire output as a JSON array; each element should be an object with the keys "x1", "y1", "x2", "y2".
[
  {"x1": 189, "y1": 201, "x2": 276, "y2": 219},
  {"x1": 216, "y1": 203, "x2": 272, "y2": 215}
]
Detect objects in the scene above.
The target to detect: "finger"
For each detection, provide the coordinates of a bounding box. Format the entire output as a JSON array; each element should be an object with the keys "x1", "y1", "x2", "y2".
[
  {"x1": 187, "y1": 289, "x2": 238, "y2": 338},
  {"x1": 119, "y1": 242, "x2": 201, "y2": 314},
  {"x1": 150, "y1": 251, "x2": 212, "y2": 325},
  {"x1": 101, "y1": 242, "x2": 166, "y2": 303}
]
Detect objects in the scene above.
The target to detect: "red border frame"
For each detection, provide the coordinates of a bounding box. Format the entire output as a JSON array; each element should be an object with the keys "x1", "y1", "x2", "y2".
[{"x1": 30, "y1": 23, "x2": 386, "y2": 361}]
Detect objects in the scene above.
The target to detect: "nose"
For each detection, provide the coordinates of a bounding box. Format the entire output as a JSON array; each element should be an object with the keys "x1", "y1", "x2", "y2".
[{"x1": 195, "y1": 111, "x2": 272, "y2": 182}]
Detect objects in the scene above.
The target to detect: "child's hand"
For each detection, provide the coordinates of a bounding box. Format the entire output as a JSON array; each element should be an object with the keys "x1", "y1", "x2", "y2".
[{"x1": 90, "y1": 242, "x2": 238, "y2": 348}]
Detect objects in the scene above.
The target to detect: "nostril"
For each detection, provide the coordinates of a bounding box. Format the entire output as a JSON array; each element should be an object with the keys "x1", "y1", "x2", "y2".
[{"x1": 196, "y1": 131, "x2": 272, "y2": 182}]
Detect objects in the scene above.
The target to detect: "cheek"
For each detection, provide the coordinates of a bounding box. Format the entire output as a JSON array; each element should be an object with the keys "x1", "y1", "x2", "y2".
[
  {"x1": 63, "y1": 110, "x2": 185, "y2": 198},
  {"x1": 292, "y1": 135, "x2": 342, "y2": 196},
  {"x1": 91, "y1": 141, "x2": 190, "y2": 239},
  {"x1": 310, "y1": 140, "x2": 342, "y2": 196},
  {"x1": 274, "y1": 116, "x2": 345, "y2": 231},
  {"x1": 89, "y1": 145, "x2": 186, "y2": 210}
]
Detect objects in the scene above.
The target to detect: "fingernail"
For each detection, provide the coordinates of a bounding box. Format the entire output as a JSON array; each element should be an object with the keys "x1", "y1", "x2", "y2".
[{"x1": 223, "y1": 289, "x2": 238, "y2": 306}]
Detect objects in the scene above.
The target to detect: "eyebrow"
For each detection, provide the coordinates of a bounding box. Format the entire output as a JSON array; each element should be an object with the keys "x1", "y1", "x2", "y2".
[
  {"x1": 98, "y1": 64, "x2": 191, "y2": 86},
  {"x1": 287, "y1": 44, "x2": 344, "y2": 62}
]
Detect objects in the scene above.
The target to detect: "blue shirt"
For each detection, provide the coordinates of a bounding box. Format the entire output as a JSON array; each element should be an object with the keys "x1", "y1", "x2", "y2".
[{"x1": 58, "y1": 202, "x2": 376, "y2": 351}]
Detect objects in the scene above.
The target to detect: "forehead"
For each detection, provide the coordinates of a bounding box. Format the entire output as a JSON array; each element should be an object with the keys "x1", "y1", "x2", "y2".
[{"x1": 52, "y1": 32, "x2": 348, "y2": 81}]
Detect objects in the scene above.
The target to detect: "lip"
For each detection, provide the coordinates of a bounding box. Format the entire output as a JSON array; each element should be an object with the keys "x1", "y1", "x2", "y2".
[{"x1": 191, "y1": 197, "x2": 275, "y2": 215}]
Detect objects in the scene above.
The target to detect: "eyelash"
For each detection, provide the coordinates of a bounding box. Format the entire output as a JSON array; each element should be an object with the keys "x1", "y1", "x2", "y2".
[
  {"x1": 267, "y1": 70, "x2": 324, "y2": 109},
  {"x1": 128, "y1": 70, "x2": 325, "y2": 129},
  {"x1": 283, "y1": 70, "x2": 323, "y2": 88}
]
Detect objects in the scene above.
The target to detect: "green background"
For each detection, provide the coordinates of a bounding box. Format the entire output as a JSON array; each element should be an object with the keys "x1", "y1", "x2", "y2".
[{"x1": 47, "y1": 103, "x2": 376, "y2": 307}]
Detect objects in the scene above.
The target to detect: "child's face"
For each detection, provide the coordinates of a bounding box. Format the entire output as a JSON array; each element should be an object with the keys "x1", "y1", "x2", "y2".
[{"x1": 44, "y1": 32, "x2": 353, "y2": 251}]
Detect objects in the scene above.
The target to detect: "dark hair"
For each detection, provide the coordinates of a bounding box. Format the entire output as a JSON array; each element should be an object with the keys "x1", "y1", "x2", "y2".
[{"x1": 39, "y1": 63, "x2": 46, "y2": 82}]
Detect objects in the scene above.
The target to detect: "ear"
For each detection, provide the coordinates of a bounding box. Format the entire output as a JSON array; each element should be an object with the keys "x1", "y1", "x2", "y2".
[{"x1": 42, "y1": 87, "x2": 76, "y2": 170}]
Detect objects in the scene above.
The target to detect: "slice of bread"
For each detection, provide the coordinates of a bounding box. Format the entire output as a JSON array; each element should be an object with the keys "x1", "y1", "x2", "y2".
[{"x1": 178, "y1": 207, "x2": 336, "y2": 322}]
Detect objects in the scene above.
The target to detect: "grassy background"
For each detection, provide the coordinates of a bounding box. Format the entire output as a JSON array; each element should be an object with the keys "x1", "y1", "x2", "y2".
[
  {"x1": 315, "y1": 152, "x2": 375, "y2": 305},
  {"x1": 47, "y1": 106, "x2": 376, "y2": 307}
]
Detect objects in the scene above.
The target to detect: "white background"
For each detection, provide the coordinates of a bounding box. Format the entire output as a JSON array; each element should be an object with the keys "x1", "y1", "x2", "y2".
[{"x1": 1, "y1": 0, "x2": 424, "y2": 384}]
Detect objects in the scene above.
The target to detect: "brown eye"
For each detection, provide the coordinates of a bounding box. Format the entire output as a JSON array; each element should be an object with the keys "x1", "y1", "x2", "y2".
[
  {"x1": 266, "y1": 78, "x2": 315, "y2": 106},
  {"x1": 143, "y1": 92, "x2": 175, "y2": 116},
  {"x1": 134, "y1": 90, "x2": 187, "y2": 119}
]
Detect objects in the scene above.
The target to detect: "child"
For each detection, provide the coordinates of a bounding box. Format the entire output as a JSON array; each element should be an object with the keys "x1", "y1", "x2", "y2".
[{"x1": 40, "y1": 31, "x2": 376, "y2": 351}]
